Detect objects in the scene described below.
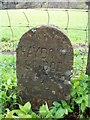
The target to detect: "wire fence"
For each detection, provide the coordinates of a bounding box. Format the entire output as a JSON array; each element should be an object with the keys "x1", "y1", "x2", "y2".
[
  {"x1": 0, "y1": 1, "x2": 90, "y2": 118},
  {"x1": 0, "y1": 1, "x2": 89, "y2": 73}
]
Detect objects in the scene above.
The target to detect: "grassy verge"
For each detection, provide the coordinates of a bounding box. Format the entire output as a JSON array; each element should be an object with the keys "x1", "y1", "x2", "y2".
[
  {"x1": 0, "y1": 9, "x2": 88, "y2": 44},
  {"x1": 0, "y1": 8, "x2": 89, "y2": 119}
]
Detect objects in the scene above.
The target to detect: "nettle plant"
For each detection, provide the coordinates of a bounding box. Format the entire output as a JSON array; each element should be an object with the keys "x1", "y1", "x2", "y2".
[
  {"x1": 0, "y1": 60, "x2": 18, "y2": 118},
  {"x1": 71, "y1": 72, "x2": 90, "y2": 116},
  {"x1": 1, "y1": 72, "x2": 89, "y2": 119},
  {"x1": 4, "y1": 101, "x2": 72, "y2": 119}
]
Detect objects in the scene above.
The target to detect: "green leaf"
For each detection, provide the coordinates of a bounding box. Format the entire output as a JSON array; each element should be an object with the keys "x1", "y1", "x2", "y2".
[
  {"x1": 5, "y1": 110, "x2": 15, "y2": 118},
  {"x1": 39, "y1": 103, "x2": 49, "y2": 117},
  {"x1": 55, "y1": 107, "x2": 65, "y2": 118},
  {"x1": 71, "y1": 89, "x2": 77, "y2": 97},
  {"x1": 76, "y1": 86, "x2": 83, "y2": 94},
  {"x1": 50, "y1": 107, "x2": 57, "y2": 115},
  {"x1": 81, "y1": 101, "x2": 86, "y2": 113},
  {"x1": 61, "y1": 100, "x2": 67, "y2": 107},
  {"x1": 82, "y1": 82, "x2": 88, "y2": 89},
  {"x1": 19, "y1": 102, "x2": 31, "y2": 114},
  {"x1": 31, "y1": 112, "x2": 39, "y2": 118},
  {"x1": 74, "y1": 81, "x2": 79, "y2": 87},
  {"x1": 7, "y1": 78, "x2": 11, "y2": 86},
  {"x1": 46, "y1": 111, "x2": 53, "y2": 118},
  {"x1": 17, "y1": 114, "x2": 31, "y2": 118},
  {"x1": 15, "y1": 110, "x2": 25, "y2": 116},
  {"x1": 24, "y1": 102, "x2": 31, "y2": 111},
  {"x1": 24, "y1": 114, "x2": 32, "y2": 118},
  {"x1": 75, "y1": 97, "x2": 83, "y2": 104},
  {"x1": 67, "y1": 106, "x2": 73, "y2": 113},
  {"x1": 0, "y1": 114, "x2": 4, "y2": 120},
  {"x1": 87, "y1": 94, "x2": 90, "y2": 107},
  {"x1": 64, "y1": 109, "x2": 68, "y2": 115},
  {"x1": 53, "y1": 101, "x2": 61, "y2": 108},
  {"x1": 19, "y1": 105, "x2": 26, "y2": 114}
]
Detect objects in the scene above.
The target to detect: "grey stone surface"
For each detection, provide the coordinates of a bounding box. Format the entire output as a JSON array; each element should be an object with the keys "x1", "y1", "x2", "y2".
[
  {"x1": 16, "y1": 25, "x2": 73, "y2": 110},
  {"x1": 0, "y1": 0, "x2": 87, "y2": 9}
]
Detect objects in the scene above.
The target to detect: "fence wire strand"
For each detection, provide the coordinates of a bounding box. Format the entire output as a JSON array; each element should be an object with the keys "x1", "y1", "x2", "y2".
[
  {"x1": 0, "y1": 1, "x2": 89, "y2": 117},
  {"x1": 0, "y1": 1, "x2": 89, "y2": 72},
  {"x1": 23, "y1": 11, "x2": 30, "y2": 28}
]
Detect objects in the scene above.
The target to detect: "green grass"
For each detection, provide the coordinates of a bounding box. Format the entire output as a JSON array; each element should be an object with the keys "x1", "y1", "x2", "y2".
[
  {"x1": 0, "y1": 8, "x2": 88, "y2": 79},
  {"x1": 0, "y1": 9, "x2": 89, "y2": 119},
  {"x1": 0, "y1": 54, "x2": 89, "y2": 119},
  {"x1": 0, "y1": 54, "x2": 16, "y2": 83},
  {"x1": 0, "y1": 9, "x2": 88, "y2": 45},
  {"x1": 0, "y1": 48, "x2": 87, "y2": 78}
]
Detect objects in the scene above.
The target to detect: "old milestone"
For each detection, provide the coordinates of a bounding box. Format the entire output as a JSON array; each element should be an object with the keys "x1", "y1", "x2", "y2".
[{"x1": 16, "y1": 25, "x2": 73, "y2": 110}]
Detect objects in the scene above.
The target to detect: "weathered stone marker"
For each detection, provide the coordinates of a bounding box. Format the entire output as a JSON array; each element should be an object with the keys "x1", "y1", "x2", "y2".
[{"x1": 16, "y1": 25, "x2": 73, "y2": 110}]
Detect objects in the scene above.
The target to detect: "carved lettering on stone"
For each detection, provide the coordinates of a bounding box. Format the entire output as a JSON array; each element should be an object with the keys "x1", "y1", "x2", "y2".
[{"x1": 16, "y1": 25, "x2": 73, "y2": 110}]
